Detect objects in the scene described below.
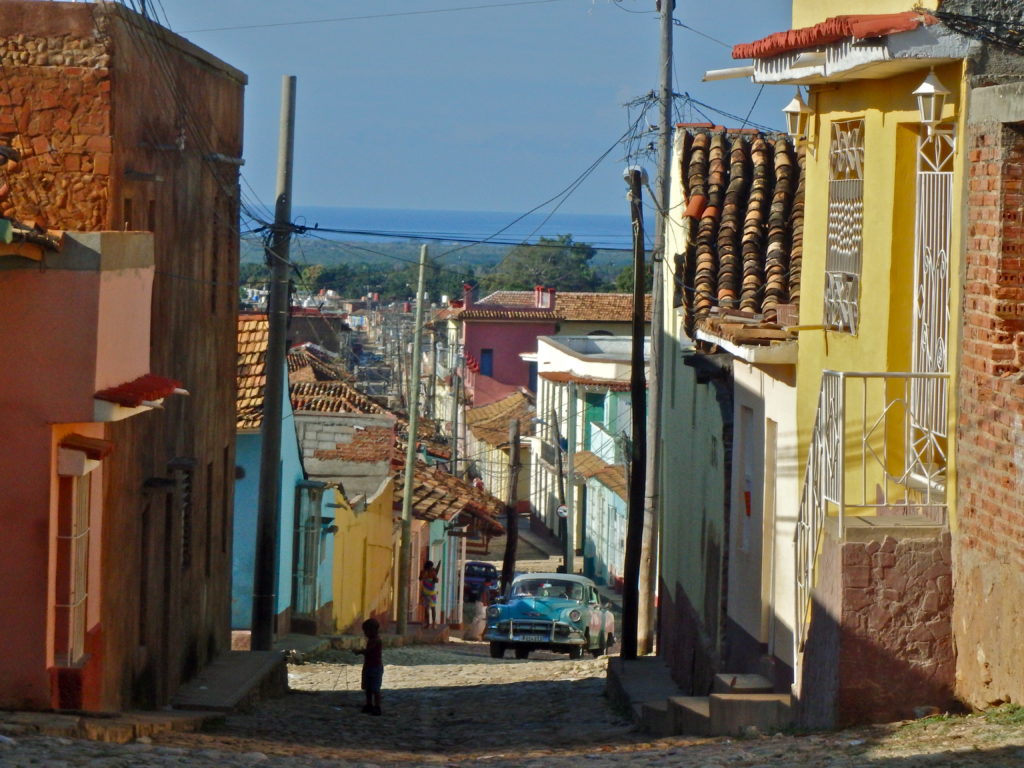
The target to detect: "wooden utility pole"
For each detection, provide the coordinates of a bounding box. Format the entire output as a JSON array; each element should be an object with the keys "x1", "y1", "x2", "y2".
[
  {"x1": 499, "y1": 419, "x2": 521, "y2": 594},
  {"x1": 640, "y1": 0, "x2": 674, "y2": 656},
  {"x1": 550, "y1": 406, "x2": 566, "y2": 507},
  {"x1": 252, "y1": 75, "x2": 296, "y2": 652},
  {"x1": 397, "y1": 245, "x2": 429, "y2": 635},
  {"x1": 565, "y1": 381, "x2": 577, "y2": 573},
  {"x1": 622, "y1": 167, "x2": 648, "y2": 660}
]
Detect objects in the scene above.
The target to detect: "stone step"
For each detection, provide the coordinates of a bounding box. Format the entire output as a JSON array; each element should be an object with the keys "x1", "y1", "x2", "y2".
[
  {"x1": 171, "y1": 650, "x2": 287, "y2": 712},
  {"x1": 713, "y1": 672, "x2": 774, "y2": 694},
  {"x1": 668, "y1": 696, "x2": 711, "y2": 736},
  {"x1": 639, "y1": 699, "x2": 674, "y2": 737},
  {"x1": 709, "y1": 693, "x2": 792, "y2": 736}
]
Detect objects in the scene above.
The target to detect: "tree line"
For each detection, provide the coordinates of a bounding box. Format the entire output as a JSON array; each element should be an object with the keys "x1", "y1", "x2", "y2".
[{"x1": 240, "y1": 234, "x2": 652, "y2": 303}]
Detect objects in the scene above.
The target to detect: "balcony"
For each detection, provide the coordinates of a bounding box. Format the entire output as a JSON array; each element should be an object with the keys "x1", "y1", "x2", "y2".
[{"x1": 795, "y1": 370, "x2": 949, "y2": 651}]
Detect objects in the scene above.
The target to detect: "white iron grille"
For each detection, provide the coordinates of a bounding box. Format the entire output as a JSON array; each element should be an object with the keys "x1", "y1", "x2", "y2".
[
  {"x1": 824, "y1": 120, "x2": 865, "y2": 333},
  {"x1": 911, "y1": 128, "x2": 954, "y2": 440}
]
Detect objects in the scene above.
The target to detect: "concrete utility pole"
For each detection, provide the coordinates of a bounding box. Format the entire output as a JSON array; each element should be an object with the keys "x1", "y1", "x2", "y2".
[
  {"x1": 252, "y1": 75, "x2": 297, "y2": 651},
  {"x1": 450, "y1": 372, "x2": 460, "y2": 477},
  {"x1": 640, "y1": 0, "x2": 673, "y2": 657},
  {"x1": 499, "y1": 419, "x2": 522, "y2": 594},
  {"x1": 398, "y1": 245, "x2": 429, "y2": 635},
  {"x1": 622, "y1": 167, "x2": 649, "y2": 660}
]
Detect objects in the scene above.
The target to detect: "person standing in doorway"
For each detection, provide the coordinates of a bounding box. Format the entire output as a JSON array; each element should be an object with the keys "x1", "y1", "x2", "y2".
[{"x1": 419, "y1": 560, "x2": 438, "y2": 628}]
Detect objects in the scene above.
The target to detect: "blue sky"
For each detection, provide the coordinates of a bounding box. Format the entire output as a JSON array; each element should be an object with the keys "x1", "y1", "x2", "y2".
[{"x1": 164, "y1": 0, "x2": 792, "y2": 217}]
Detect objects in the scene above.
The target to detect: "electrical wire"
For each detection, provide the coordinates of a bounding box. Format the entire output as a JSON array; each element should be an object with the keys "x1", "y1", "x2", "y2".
[{"x1": 180, "y1": 0, "x2": 575, "y2": 34}]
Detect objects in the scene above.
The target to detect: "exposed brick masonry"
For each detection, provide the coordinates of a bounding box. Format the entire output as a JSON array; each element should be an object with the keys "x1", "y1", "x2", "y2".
[{"x1": 955, "y1": 120, "x2": 1024, "y2": 709}]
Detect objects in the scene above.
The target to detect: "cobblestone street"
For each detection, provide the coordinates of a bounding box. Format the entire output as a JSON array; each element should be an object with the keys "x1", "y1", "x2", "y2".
[{"x1": 2, "y1": 641, "x2": 1024, "y2": 767}]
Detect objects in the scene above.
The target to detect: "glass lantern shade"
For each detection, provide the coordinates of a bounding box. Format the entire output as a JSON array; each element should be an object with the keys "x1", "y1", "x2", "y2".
[
  {"x1": 783, "y1": 90, "x2": 812, "y2": 142},
  {"x1": 913, "y1": 71, "x2": 950, "y2": 133}
]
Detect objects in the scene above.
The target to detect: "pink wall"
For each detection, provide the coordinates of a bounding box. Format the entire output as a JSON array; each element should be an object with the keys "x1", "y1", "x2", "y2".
[
  {"x1": 0, "y1": 241, "x2": 153, "y2": 709},
  {"x1": 462, "y1": 320, "x2": 553, "y2": 405}
]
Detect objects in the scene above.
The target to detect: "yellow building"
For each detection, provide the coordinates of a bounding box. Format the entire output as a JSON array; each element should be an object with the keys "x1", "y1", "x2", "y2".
[{"x1": 330, "y1": 480, "x2": 397, "y2": 634}]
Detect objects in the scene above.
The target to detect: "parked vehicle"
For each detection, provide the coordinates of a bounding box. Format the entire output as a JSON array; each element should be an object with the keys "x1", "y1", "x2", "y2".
[
  {"x1": 463, "y1": 560, "x2": 499, "y2": 602},
  {"x1": 484, "y1": 573, "x2": 615, "y2": 660}
]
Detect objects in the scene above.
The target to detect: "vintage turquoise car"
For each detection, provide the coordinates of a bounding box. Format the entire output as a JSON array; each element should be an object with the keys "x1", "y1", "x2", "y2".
[{"x1": 484, "y1": 573, "x2": 615, "y2": 660}]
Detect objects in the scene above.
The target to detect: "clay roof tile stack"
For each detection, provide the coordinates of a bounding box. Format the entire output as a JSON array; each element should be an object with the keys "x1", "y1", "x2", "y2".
[
  {"x1": 677, "y1": 127, "x2": 805, "y2": 340},
  {"x1": 236, "y1": 316, "x2": 270, "y2": 430}
]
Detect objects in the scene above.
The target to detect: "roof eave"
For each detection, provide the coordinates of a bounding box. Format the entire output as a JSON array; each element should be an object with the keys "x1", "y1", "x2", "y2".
[
  {"x1": 727, "y1": 24, "x2": 975, "y2": 86},
  {"x1": 695, "y1": 329, "x2": 798, "y2": 365}
]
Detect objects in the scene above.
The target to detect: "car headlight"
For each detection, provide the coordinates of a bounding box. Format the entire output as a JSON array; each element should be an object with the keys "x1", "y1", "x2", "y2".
[
  {"x1": 568, "y1": 609, "x2": 582, "y2": 623},
  {"x1": 487, "y1": 605, "x2": 500, "y2": 618}
]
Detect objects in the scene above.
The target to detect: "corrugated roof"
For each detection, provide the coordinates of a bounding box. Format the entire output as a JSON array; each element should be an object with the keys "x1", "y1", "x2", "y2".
[
  {"x1": 732, "y1": 12, "x2": 937, "y2": 60},
  {"x1": 538, "y1": 371, "x2": 632, "y2": 392},
  {"x1": 676, "y1": 128, "x2": 805, "y2": 342}
]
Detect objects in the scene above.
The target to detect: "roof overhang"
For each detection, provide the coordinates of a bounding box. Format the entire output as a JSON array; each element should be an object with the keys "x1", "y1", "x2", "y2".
[
  {"x1": 709, "y1": 16, "x2": 976, "y2": 86},
  {"x1": 695, "y1": 328, "x2": 798, "y2": 365}
]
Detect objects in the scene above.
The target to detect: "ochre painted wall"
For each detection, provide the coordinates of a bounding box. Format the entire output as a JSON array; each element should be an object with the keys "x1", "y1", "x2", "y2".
[
  {"x1": 792, "y1": 0, "x2": 938, "y2": 29},
  {"x1": 795, "y1": 62, "x2": 965, "y2": 520}
]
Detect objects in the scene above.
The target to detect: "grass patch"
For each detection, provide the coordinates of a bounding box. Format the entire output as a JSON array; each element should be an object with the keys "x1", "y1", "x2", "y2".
[{"x1": 982, "y1": 703, "x2": 1024, "y2": 726}]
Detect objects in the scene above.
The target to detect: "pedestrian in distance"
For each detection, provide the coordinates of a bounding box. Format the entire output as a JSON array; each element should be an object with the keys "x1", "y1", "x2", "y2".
[
  {"x1": 353, "y1": 617, "x2": 383, "y2": 716},
  {"x1": 419, "y1": 560, "x2": 438, "y2": 628}
]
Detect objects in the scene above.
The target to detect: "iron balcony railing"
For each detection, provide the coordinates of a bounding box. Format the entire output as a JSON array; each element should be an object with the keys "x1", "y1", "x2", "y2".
[{"x1": 794, "y1": 370, "x2": 949, "y2": 657}]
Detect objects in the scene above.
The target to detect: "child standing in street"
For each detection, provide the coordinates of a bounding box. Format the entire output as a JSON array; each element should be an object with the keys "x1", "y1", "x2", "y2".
[{"x1": 353, "y1": 617, "x2": 383, "y2": 715}]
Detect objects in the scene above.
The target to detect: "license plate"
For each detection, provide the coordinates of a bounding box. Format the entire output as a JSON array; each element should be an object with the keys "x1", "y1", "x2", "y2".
[{"x1": 519, "y1": 635, "x2": 547, "y2": 642}]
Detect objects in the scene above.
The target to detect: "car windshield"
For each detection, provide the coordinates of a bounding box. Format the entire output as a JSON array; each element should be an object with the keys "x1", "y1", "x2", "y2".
[{"x1": 512, "y1": 579, "x2": 584, "y2": 601}]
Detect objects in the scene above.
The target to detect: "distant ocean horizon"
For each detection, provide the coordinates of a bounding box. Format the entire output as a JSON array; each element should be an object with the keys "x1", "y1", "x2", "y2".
[{"x1": 290, "y1": 205, "x2": 635, "y2": 252}]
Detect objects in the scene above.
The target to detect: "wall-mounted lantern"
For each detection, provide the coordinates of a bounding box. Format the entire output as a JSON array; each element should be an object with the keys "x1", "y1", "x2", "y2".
[
  {"x1": 783, "y1": 88, "x2": 813, "y2": 144},
  {"x1": 913, "y1": 69, "x2": 951, "y2": 136}
]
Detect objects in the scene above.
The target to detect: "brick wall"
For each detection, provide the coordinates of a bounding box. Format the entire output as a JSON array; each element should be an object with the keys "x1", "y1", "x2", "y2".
[{"x1": 955, "y1": 117, "x2": 1024, "y2": 709}]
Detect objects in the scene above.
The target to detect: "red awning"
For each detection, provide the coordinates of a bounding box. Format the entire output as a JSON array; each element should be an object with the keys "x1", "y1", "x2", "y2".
[
  {"x1": 732, "y1": 12, "x2": 937, "y2": 60},
  {"x1": 94, "y1": 373, "x2": 184, "y2": 408}
]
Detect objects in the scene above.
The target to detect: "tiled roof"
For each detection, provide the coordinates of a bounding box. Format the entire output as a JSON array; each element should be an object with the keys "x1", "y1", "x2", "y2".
[
  {"x1": 237, "y1": 316, "x2": 269, "y2": 430},
  {"x1": 95, "y1": 374, "x2": 183, "y2": 408},
  {"x1": 287, "y1": 344, "x2": 352, "y2": 383},
  {"x1": 556, "y1": 293, "x2": 651, "y2": 323},
  {"x1": 594, "y1": 464, "x2": 628, "y2": 500},
  {"x1": 393, "y1": 464, "x2": 505, "y2": 535},
  {"x1": 458, "y1": 308, "x2": 558, "y2": 321},
  {"x1": 465, "y1": 391, "x2": 535, "y2": 447},
  {"x1": 538, "y1": 371, "x2": 632, "y2": 392},
  {"x1": 572, "y1": 450, "x2": 608, "y2": 480},
  {"x1": 473, "y1": 290, "x2": 652, "y2": 322},
  {"x1": 675, "y1": 128, "x2": 805, "y2": 342},
  {"x1": 732, "y1": 12, "x2": 937, "y2": 60},
  {"x1": 313, "y1": 424, "x2": 396, "y2": 463},
  {"x1": 291, "y1": 380, "x2": 391, "y2": 418},
  {"x1": 571, "y1": 450, "x2": 627, "y2": 500}
]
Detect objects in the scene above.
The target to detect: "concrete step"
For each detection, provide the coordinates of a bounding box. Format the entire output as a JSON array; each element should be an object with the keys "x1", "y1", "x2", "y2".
[
  {"x1": 605, "y1": 657, "x2": 682, "y2": 720},
  {"x1": 713, "y1": 672, "x2": 774, "y2": 694},
  {"x1": 639, "y1": 699, "x2": 674, "y2": 737},
  {"x1": 709, "y1": 693, "x2": 792, "y2": 736},
  {"x1": 668, "y1": 696, "x2": 711, "y2": 736},
  {"x1": 171, "y1": 650, "x2": 287, "y2": 713}
]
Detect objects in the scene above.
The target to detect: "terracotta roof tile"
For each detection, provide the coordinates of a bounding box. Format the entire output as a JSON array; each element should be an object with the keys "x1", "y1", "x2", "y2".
[
  {"x1": 237, "y1": 315, "x2": 269, "y2": 430},
  {"x1": 393, "y1": 464, "x2": 505, "y2": 535},
  {"x1": 538, "y1": 371, "x2": 632, "y2": 392},
  {"x1": 676, "y1": 128, "x2": 805, "y2": 341},
  {"x1": 572, "y1": 450, "x2": 608, "y2": 479},
  {"x1": 555, "y1": 293, "x2": 651, "y2": 323},
  {"x1": 95, "y1": 373, "x2": 183, "y2": 408},
  {"x1": 466, "y1": 391, "x2": 535, "y2": 447},
  {"x1": 732, "y1": 12, "x2": 937, "y2": 60},
  {"x1": 288, "y1": 345, "x2": 353, "y2": 383},
  {"x1": 291, "y1": 380, "x2": 391, "y2": 418}
]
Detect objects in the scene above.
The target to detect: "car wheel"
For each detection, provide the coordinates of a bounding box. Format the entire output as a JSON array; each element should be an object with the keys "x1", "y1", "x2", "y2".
[
  {"x1": 514, "y1": 647, "x2": 529, "y2": 660},
  {"x1": 568, "y1": 645, "x2": 583, "y2": 660},
  {"x1": 489, "y1": 642, "x2": 506, "y2": 659},
  {"x1": 606, "y1": 632, "x2": 615, "y2": 650}
]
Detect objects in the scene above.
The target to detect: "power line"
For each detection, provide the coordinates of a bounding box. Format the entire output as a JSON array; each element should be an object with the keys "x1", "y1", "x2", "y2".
[{"x1": 180, "y1": 0, "x2": 574, "y2": 34}]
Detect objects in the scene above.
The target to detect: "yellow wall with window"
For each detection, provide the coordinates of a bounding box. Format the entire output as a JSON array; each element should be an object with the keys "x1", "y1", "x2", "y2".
[{"x1": 795, "y1": 61, "x2": 965, "y2": 519}]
